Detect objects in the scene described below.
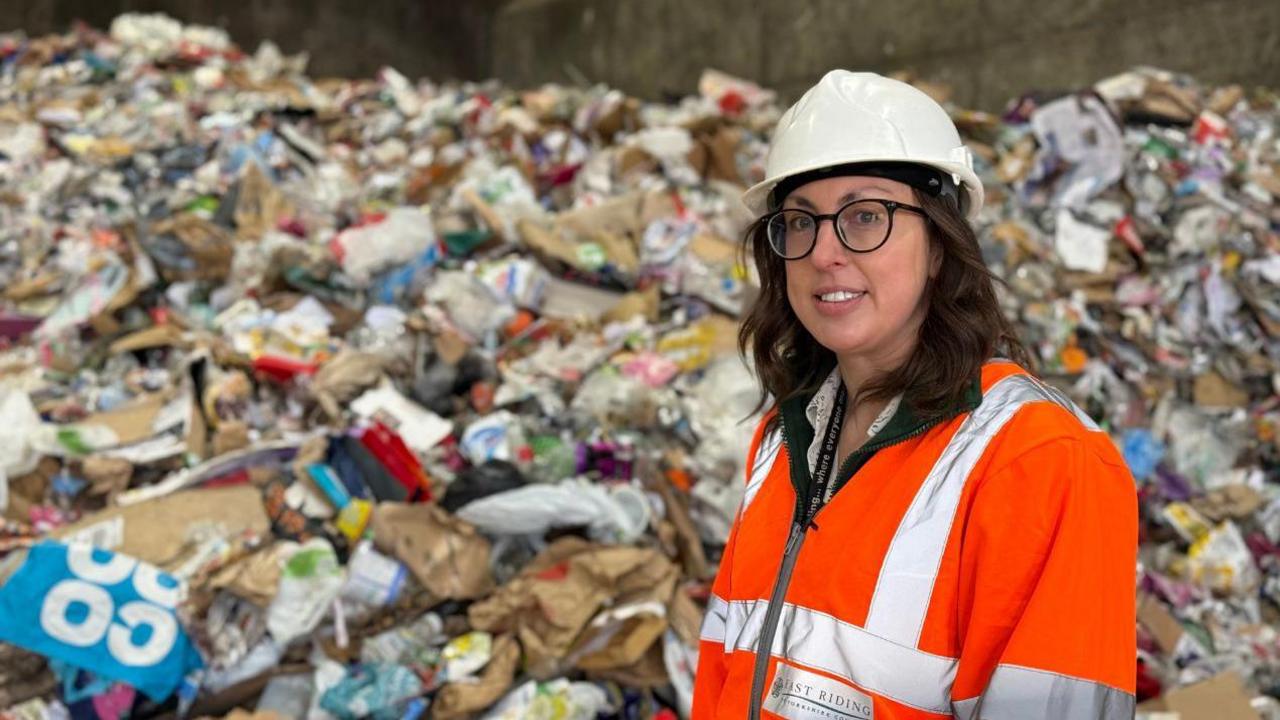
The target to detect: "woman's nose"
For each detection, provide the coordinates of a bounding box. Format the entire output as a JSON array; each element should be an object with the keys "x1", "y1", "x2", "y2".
[{"x1": 808, "y1": 217, "x2": 848, "y2": 267}]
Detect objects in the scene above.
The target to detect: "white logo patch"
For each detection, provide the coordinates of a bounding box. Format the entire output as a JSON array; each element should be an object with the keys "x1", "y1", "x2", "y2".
[{"x1": 763, "y1": 663, "x2": 874, "y2": 720}]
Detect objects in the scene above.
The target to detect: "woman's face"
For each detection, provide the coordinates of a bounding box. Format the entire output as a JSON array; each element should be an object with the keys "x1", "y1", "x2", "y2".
[{"x1": 782, "y1": 175, "x2": 937, "y2": 369}]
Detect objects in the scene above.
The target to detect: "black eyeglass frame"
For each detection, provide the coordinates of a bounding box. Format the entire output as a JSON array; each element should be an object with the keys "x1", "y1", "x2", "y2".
[{"x1": 762, "y1": 198, "x2": 928, "y2": 260}]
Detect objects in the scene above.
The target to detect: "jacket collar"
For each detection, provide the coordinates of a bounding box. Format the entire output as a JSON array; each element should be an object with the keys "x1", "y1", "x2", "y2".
[
  {"x1": 799, "y1": 368, "x2": 902, "y2": 475},
  {"x1": 776, "y1": 368, "x2": 983, "y2": 493}
]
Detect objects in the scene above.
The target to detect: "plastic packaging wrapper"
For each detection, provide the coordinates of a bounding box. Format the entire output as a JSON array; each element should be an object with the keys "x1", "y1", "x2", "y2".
[
  {"x1": 0, "y1": 542, "x2": 202, "y2": 701},
  {"x1": 430, "y1": 634, "x2": 521, "y2": 720},
  {"x1": 254, "y1": 673, "x2": 312, "y2": 719},
  {"x1": 359, "y1": 612, "x2": 446, "y2": 667},
  {"x1": 0, "y1": 12, "x2": 1278, "y2": 718},
  {"x1": 318, "y1": 663, "x2": 423, "y2": 720},
  {"x1": 480, "y1": 677, "x2": 611, "y2": 720},
  {"x1": 440, "y1": 631, "x2": 494, "y2": 682}
]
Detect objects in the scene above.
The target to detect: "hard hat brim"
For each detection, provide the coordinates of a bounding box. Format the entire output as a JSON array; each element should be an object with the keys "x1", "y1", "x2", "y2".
[{"x1": 742, "y1": 157, "x2": 985, "y2": 221}]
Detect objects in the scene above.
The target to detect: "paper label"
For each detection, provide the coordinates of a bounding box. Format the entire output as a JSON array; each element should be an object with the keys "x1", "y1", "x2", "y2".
[{"x1": 763, "y1": 663, "x2": 873, "y2": 720}]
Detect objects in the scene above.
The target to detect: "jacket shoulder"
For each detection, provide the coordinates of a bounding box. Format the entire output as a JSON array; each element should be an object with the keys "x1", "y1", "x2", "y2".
[{"x1": 975, "y1": 365, "x2": 1127, "y2": 474}]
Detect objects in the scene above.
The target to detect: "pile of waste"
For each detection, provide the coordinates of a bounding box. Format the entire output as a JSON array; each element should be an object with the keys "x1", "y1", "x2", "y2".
[
  {"x1": 0, "y1": 12, "x2": 1275, "y2": 720},
  {"x1": 947, "y1": 68, "x2": 1280, "y2": 719}
]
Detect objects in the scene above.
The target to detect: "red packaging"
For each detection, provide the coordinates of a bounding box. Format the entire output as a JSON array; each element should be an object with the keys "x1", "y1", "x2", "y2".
[
  {"x1": 252, "y1": 354, "x2": 319, "y2": 383},
  {"x1": 1191, "y1": 111, "x2": 1230, "y2": 145},
  {"x1": 1113, "y1": 215, "x2": 1146, "y2": 256},
  {"x1": 356, "y1": 421, "x2": 433, "y2": 502}
]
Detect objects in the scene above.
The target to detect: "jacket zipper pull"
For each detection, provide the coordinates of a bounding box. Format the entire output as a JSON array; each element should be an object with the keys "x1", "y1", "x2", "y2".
[{"x1": 784, "y1": 521, "x2": 805, "y2": 553}]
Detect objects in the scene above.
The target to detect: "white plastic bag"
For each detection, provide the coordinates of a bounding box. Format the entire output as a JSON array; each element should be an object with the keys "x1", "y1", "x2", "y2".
[
  {"x1": 266, "y1": 539, "x2": 344, "y2": 645},
  {"x1": 456, "y1": 478, "x2": 651, "y2": 544},
  {"x1": 481, "y1": 678, "x2": 610, "y2": 720},
  {"x1": 333, "y1": 207, "x2": 437, "y2": 284},
  {"x1": 0, "y1": 389, "x2": 45, "y2": 493}
]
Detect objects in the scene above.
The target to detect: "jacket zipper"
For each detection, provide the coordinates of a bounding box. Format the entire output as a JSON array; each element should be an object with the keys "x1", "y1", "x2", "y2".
[
  {"x1": 746, "y1": 408, "x2": 955, "y2": 718},
  {"x1": 748, "y1": 409, "x2": 804, "y2": 720}
]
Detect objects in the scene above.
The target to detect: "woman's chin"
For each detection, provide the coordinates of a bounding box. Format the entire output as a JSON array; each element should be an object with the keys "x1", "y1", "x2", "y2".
[{"x1": 810, "y1": 334, "x2": 871, "y2": 357}]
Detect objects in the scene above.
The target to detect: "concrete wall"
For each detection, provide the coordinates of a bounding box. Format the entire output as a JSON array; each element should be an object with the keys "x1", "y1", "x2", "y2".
[
  {"x1": 1, "y1": 0, "x2": 503, "y2": 83},
  {"x1": 5, "y1": 1, "x2": 1278, "y2": 111},
  {"x1": 491, "y1": 0, "x2": 1280, "y2": 110}
]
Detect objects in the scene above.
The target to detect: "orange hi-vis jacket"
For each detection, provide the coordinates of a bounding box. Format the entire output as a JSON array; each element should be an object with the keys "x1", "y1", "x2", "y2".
[{"x1": 693, "y1": 361, "x2": 1138, "y2": 720}]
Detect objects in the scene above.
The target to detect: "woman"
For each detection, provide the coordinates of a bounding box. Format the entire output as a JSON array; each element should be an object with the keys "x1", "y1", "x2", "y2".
[{"x1": 692, "y1": 71, "x2": 1137, "y2": 720}]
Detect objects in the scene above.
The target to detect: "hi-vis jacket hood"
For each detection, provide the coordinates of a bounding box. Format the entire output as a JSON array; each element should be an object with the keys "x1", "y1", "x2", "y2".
[{"x1": 693, "y1": 361, "x2": 1138, "y2": 720}]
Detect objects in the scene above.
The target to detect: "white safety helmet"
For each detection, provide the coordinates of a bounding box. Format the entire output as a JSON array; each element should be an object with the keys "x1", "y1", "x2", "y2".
[{"x1": 742, "y1": 70, "x2": 984, "y2": 221}]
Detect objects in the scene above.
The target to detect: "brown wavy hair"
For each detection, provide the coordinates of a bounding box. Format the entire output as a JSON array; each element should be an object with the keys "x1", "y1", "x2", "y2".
[{"x1": 738, "y1": 189, "x2": 1033, "y2": 423}]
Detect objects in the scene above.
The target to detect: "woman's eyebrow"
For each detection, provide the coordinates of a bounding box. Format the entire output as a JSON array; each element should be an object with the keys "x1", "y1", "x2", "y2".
[
  {"x1": 787, "y1": 186, "x2": 901, "y2": 209},
  {"x1": 838, "y1": 186, "x2": 896, "y2": 204}
]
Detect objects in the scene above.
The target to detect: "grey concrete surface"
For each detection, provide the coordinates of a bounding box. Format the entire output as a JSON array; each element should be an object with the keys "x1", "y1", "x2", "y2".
[
  {"x1": 0, "y1": 0, "x2": 502, "y2": 83},
  {"x1": 4, "y1": 1, "x2": 1277, "y2": 110},
  {"x1": 492, "y1": 0, "x2": 1280, "y2": 109}
]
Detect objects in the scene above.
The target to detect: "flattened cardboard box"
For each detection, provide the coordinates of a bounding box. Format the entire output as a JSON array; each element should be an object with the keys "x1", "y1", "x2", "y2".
[{"x1": 53, "y1": 484, "x2": 270, "y2": 568}]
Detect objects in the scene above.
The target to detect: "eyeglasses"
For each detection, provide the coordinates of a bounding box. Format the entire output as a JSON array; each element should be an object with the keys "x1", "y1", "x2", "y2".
[{"x1": 763, "y1": 199, "x2": 927, "y2": 260}]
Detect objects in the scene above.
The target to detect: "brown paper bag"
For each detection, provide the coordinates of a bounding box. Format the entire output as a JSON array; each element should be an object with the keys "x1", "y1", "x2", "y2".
[
  {"x1": 574, "y1": 612, "x2": 667, "y2": 671},
  {"x1": 209, "y1": 544, "x2": 287, "y2": 608},
  {"x1": 234, "y1": 163, "x2": 293, "y2": 242},
  {"x1": 371, "y1": 503, "x2": 493, "y2": 600},
  {"x1": 468, "y1": 539, "x2": 678, "y2": 672}
]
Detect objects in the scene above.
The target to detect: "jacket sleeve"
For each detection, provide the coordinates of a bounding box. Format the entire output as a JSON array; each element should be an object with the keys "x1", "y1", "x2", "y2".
[
  {"x1": 692, "y1": 415, "x2": 774, "y2": 719},
  {"x1": 691, "y1": 513, "x2": 737, "y2": 718},
  {"x1": 950, "y1": 436, "x2": 1138, "y2": 720}
]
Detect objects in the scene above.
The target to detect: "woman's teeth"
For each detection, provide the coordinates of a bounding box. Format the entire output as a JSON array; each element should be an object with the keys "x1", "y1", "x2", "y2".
[{"x1": 818, "y1": 291, "x2": 864, "y2": 302}]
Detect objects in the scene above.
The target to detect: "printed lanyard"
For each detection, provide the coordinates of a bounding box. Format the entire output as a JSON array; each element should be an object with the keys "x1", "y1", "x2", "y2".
[{"x1": 803, "y1": 384, "x2": 847, "y2": 526}]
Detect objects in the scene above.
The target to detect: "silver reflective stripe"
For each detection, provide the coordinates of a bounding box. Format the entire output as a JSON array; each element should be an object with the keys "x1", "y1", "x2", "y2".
[
  {"x1": 976, "y1": 664, "x2": 1136, "y2": 720},
  {"x1": 1026, "y1": 374, "x2": 1100, "y2": 432},
  {"x1": 700, "y1": 594, "x2": 729, "y2": 643},
  {"x1": 986, "y1": 362, "x2": 1098, "y2": 432},
  {"x1": 952, "y1": 695, "x2": 980, "y2": 720},
  {"x1": 863, "y1": 373, "x2": 1087, "y2": 646},
  {"x1": 721, "y1": 599, "x2": 958, "y2": 714},
  {"x1": 741, "y1": 428, "x2": 782, "y2": 516}
]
